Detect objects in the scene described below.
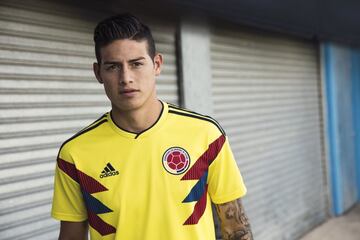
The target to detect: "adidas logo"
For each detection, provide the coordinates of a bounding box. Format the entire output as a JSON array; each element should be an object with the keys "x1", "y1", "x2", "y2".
[{"x1": 100, "y1": 163, "x2": 119, "y2": 178}]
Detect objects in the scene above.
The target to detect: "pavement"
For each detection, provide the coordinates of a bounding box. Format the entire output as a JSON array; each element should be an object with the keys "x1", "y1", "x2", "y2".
[{"x1": 300, "y1": 204, "x2": 360, "y2": 240}]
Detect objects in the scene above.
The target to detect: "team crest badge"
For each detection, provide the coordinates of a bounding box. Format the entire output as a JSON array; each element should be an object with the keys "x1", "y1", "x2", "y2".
[{"x1": 162, "y1": 147, "x2": 190, "y2": 175}]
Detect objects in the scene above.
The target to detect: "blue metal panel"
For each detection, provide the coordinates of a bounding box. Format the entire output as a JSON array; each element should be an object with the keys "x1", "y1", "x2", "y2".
[
  {"x1": 352, "y1": 50, "x2": 360, "y2": 201},
  {"x1": 323, "y1": 43, "x2": 343, "y2": 215},
  {"x1": 323, "y1": 43, "x2": 358, "y2": 215},
  {"x1": 337, "y1": 47, "x2": 357, "y2": 212}
]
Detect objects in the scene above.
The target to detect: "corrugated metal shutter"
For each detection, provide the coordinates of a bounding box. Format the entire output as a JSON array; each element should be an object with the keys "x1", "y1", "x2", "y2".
[
  {"x1": 211, "y1": 26, "x2": 327, "y2": 240},
  {"x1": 0, "y1": 1, "x2": 178, "y2": 239}
]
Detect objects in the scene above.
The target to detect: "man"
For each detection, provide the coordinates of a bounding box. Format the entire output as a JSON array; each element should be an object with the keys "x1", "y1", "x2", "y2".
[{"x1": 51, "y1": 13, "x2": 253, "y2": 240}]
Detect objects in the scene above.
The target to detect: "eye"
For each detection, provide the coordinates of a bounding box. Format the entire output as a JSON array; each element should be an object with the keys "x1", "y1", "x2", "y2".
[
  {"x1": 131, "y1": 62, "x2": 143, "y2": 68},
  {"x1": 106, "y1": 64, "x2": 120, "y2": 71}
]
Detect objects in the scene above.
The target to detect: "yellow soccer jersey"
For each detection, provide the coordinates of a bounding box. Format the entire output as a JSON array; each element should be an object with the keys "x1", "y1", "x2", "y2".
[{"x1": 51, "y1": 101, "x2": 247, "y2": 240}]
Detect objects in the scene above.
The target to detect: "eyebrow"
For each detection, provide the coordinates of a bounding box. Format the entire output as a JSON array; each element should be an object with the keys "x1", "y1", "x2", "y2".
[
  {"x1": 103, "y1": 57, "x2": 146, "y2": 65},
  {"x1": 128, "y1": 57, "x2": 146, "y2": 63}
]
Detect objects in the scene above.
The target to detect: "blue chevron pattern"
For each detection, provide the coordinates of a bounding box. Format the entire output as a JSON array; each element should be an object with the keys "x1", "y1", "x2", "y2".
[{"x1": 183, "y1": 171, "x2": 208, "y2": 203}]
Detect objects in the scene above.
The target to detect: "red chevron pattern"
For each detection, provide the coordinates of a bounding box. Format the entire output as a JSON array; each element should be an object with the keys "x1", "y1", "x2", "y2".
[
  {"x1": 181, "y1": 134, "x2": 226, "y2": 225},
  {"x1": 87, "y1": 211, "x2": 116, "y2": 235},
  {"x1": 57, "y1": 157, "x2": 78, "y2": 182},
  {"x1": 57, "y1": 157, "x2": 116, "y2": 235},
  {"x1": 183, "y1": 185, "x2": 208, "y2": 225},
  {"x1": 181, "y1": 134, "x2": 225, "y2": 180},
  {"x1": 57, "y1": 158, "x2": 108, "y2": 193}
]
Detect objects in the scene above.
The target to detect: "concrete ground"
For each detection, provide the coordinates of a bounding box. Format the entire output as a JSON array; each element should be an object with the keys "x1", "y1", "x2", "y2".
[{"x1": 300, "y1": 204, "x2": 360, "y2": 240}]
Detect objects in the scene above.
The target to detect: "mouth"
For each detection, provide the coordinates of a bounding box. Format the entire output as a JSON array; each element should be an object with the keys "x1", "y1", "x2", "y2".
[
  {"x1": 120, "y1": 89, "x2": 138, "y2": 93},
  {"x1": 119, "y1": 89, "x2": 139, "y2": 96}
]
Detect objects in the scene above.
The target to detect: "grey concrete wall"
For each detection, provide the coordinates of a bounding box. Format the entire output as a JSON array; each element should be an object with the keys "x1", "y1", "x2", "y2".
[{"x1": 179, "y1": 16, "x2": 213, "y2": 115}]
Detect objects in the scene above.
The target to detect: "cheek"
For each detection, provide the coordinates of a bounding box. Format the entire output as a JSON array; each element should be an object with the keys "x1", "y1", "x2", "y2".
[
  {"x1": 145, "y1": 77, "x2": 156, "y2": 89},
  {"x1": 138, "y1": 70, "x2": 155, "y2": 85},
  {"x1": 103, "y1": 80, "x2": 118, "y2": 96},
  {"x1": 102, "y1": 85, "x2": 112, "y2": 100}
]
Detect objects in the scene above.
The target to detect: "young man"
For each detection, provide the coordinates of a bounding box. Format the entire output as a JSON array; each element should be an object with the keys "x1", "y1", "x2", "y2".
[{"x1": 51, "y1": 13, "x2": 253, "y2": 240}]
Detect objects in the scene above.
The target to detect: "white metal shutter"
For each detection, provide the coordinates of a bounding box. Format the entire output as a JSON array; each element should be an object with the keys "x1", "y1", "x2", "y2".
[
  {"x1": 211, "y1": 27, "x2": 327, "y2": 240},
  {"x1": 0, "y1": 1, "x2": 178, "y2": 239}
]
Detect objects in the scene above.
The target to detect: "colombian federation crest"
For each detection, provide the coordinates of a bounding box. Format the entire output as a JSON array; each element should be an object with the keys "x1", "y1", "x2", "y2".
[{"x1": 162, "y1": 147, "x2": 190, "y2": 175}]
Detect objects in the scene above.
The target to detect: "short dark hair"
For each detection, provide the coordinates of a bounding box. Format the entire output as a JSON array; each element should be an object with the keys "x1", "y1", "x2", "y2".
[{"x1": 94, "y1": 13, "x2": 156, "y2": 63}]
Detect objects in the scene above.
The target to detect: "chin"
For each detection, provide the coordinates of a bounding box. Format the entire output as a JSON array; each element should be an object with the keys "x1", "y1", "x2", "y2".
[{"x1": 113, "y1": 100, "x2": 144, "y2": 112}]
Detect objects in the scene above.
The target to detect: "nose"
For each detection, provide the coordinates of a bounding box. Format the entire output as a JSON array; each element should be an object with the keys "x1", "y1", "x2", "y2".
[{"x1": 119, "y1": 66, "x2": 133, "y2": 85}]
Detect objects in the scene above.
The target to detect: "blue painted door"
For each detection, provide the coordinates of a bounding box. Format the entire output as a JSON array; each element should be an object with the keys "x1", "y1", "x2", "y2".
[
  {"x1": 336, "y1": 48, "x2": 357, "y2": 210},
  {"x1": 324, "y1": 44, "x2": 358, "y2": 214},
  {"x1": 352, "y1": 51, "x2": 360, "y2": 201}
]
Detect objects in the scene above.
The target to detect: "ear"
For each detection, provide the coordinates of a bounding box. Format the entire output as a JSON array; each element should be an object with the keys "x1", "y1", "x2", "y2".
[
  {"x1": 153, "y1": 54, "x2": 163, "y2": 76},
  {"x1": 93, "y1": 62, "x2": 103, "y2": 84}
]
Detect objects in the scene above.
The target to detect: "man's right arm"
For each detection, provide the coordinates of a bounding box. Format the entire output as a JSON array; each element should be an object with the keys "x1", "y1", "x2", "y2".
[
  {"x1": 215, "y1": 198, "x2": 253, "y2": 240},
  {"x1": 58, "y1": 221, "x2": 88, "y2": 240}
]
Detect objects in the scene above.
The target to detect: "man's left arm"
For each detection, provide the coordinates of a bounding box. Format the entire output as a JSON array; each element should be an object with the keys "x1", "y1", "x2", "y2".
[{"x1": 215, "y1": 198, "x2": 253, "y2": 240}]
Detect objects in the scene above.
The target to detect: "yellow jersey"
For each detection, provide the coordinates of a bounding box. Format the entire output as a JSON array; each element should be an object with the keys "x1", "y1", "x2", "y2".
[{"x1": 51, "y1": 101, "x2": 247, "y2": 240}]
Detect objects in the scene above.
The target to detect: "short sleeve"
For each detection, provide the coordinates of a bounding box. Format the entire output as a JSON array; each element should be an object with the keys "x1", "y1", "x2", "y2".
[
  {"x1": 207, "y1": 136, "x2": 247, "y2": 204},
  {"x1": 51, "y1": 146, "x2": 87, "y2": 221}
]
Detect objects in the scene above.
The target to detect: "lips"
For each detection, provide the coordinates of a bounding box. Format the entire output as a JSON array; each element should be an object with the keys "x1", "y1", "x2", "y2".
[
  {"x1": 119, "y1": 89, "x2": 139, "y2": 96},
  {"x1": 121, "y1": 89, "x2": 137, "y2": 93}
]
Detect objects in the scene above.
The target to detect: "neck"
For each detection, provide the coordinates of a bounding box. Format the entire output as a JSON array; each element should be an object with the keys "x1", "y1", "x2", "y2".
[{"x1": 111, "y1": 99, "x2": 163, "y2": 134}]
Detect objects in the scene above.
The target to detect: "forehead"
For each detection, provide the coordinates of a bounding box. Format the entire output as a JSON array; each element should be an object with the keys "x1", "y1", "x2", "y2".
[{"x1": 100, "y1": 39, "x2": 149, "y2": 61}]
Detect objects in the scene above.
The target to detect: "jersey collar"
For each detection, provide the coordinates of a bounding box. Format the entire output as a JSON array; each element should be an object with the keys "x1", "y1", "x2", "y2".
[{"x1": 107, "y1": 100, "x2": 168, "y2": 139}]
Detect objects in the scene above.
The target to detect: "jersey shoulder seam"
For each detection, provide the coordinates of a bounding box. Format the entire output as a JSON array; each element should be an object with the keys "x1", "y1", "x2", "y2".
[
  {"x1": 167, "y1": 104, "x2": 226, "y2": 136},
  {"x1": 59, "y1": 113, "x2": 108, "y2": 152}
]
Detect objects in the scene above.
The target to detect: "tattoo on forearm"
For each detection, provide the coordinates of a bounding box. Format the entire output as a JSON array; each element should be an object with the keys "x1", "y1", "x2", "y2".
[
  {"x1": 216, "y1": 199, "x2": 253, "y2": 240},
  {"x1": 227, "y1": 229, "x2": 253, "y2": 240}
]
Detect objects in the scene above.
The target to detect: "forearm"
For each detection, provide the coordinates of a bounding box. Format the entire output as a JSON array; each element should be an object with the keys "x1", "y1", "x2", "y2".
[
  {"x1": 215, "y1": 198, "x2": 253, "y2": 240},
  {"x1": 58, "y1": 221, "x2": 88, "y2": 240},
  {"x1": 220, "y1": 227, "x2": 253, "y2": 240}
]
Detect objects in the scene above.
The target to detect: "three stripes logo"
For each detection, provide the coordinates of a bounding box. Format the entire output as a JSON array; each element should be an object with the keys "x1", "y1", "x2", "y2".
[{"x1": 100, "y1": 163, "x2": 119, "y2": 178}]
